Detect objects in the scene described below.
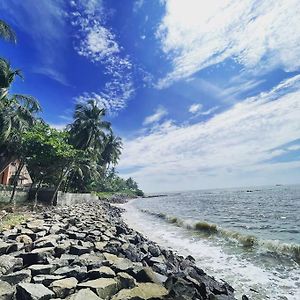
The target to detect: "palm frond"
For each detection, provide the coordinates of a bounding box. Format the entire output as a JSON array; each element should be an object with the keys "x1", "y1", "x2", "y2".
[
  {"x1": 0, "y1": 20, "x2": 16, "y2": 43},
  {"x1": 13, "y1": 94, "x2": 42, "y2": 113}
]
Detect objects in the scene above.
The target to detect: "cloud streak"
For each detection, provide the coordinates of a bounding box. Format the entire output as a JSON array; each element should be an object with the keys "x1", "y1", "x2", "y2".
[
  {"x1": 157, "y1": 0, "x2": 300, "y2": 87},
  {"x1": 119, "y1": 75, "x2": 300, "y2": 191},
  {"x1": 143, "y1": 106, "x2": 168, "y2": 125}
]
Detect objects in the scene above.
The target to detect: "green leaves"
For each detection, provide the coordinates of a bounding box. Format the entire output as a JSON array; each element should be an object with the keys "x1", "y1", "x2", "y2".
[{"x1": 0, "y1": 20, "x2": 16, "y2": 43}]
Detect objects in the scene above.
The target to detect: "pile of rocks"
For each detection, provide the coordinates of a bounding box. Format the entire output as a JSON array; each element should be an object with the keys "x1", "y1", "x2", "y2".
[{"x1": 0, "y1": 200, "x2": 236, "y2": 299}]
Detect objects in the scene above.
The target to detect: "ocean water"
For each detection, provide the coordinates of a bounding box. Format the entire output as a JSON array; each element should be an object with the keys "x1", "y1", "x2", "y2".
[{"x1": 121, "y1": 185, "x2": 300, "y2": 300}]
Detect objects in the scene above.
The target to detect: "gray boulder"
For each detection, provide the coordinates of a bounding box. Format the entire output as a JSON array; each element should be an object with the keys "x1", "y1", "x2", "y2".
[
  {"x1": 16, "y1": 282, "x2": 54, "y2": 300},
  {"x1": 49, "y1": 277, "x2": 78, "y2": 298},
  {"x1": 1, "y1": 269, "x2": 31, "y2": 285},
  {"x1": 0, "y1": 280, "x2": 14, "y2": 300}
]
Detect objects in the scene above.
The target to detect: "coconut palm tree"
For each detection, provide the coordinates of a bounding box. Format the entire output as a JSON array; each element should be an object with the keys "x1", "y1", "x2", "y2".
[
  {"x1": 0, "y1": 94, "x2": 41, "y2": 177},
  {"x1": 0, "y1": 94, "x2": 41, "y2": 143},
  {"x1": 0, "y1": 19, "x2": 16, "y2": 43},
  {"x1": 68, "y1": 99, "x2": 111, "y2": 151},
  {"x1": 100, "y1": 133, "x2": 123, "y2": 168},
  {"x1": 0, "y1": 58, "x2": 22, "y2": 100}
]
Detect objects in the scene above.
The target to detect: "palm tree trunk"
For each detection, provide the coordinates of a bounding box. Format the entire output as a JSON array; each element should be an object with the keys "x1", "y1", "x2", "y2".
[
  {"x1": 50, "y1": 168, "x2": 70, "y2": 206},
  {"x1": 65, "y1": 171, "x2": 76, "y2": 193},
  {"x1": 33, "y1": 179, "x2": 43, "y2": 210},
  {"x1": 10, "y1": 159, "x2": 24, "y2": 206},
  {"x1": 27, "y1": 181, "x2": 34, "y2": 201}
]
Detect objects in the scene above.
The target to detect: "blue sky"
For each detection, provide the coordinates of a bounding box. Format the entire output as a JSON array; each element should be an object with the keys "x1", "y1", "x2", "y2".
[{"x1": 1, "y1": 0, "x2": 300, "y2": 192}]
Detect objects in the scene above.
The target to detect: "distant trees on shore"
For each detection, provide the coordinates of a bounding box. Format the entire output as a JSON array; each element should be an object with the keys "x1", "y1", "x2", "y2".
[{"x1": 0, "y1": 19, "x2": 143, "y2": 205}]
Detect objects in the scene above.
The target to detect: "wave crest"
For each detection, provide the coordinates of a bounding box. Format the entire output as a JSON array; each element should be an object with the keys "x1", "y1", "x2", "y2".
[{"x1": 140, "y1": 209, "x2": 300, "y2": 263}]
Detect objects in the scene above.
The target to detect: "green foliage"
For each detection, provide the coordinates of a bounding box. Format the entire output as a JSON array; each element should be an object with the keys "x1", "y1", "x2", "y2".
[
  {"x1": 0, "y1": 19, "x2": 16, "y2": 43},
  {"x1": 0, "y1": 20, "x2": 143, "y2": 200}
]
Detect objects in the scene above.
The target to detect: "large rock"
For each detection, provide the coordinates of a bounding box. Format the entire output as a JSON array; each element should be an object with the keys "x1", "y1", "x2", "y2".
[
  {"x1": 135, "y1": 267, "x2": 165, "y2": 284},
  {"x1": 0, "y1": 255, "x2": 23, "y2": 275},
  {"x1": 26, "y1": 220, "x2": 45, "y2": 232},
  {"x1": 49, "y1": 277, "x2": 78, "y2": 298},
  {"x1": 148, "y1": 244, "x2": 161, "y2": 257},
  {"x1": 28, "y1": 264, "x2": 55, "y2": 276},
  {"x1": 94, "y1": 241, "x2": 107, "y2": 251},
  {"x1": 0, "y1": 280, "x2": 14, "y2": 300},
  {"x1": 117, "y1": 272, "x2": 136, "y2": 289},
  {"x1": 54, "y1": 265, "x2": 87, "y2": 281},
  {"x1": 68, "y1": 288, "x2": 102, "y2": 300},
  {"x1": 73, "y1": 253, "x2": 103, "y2": 270},
  {"x1": 103, "y1": 253, "x2": 134, "y2": 273},
  {"x1": 70, "y1": 245, "x2": 90, "y2": 255},
  {"x1": 33, "y1": 274, "x2": 65, "y2": 286},
  {"x1": 111, "y1": 282, "x2": 168, "y2": 300},
  {"x1": 34, "y1": 236, "x2": 58, "y2": 249},
  {"x1": 88, "y1": 266, "x2": 115, "y2": 279},
  {"x1": 166, "y1": 276, "x2": 201, "y2": 299},
  {"x1": 0, "y1": 241, "x2": 9, "y2": 255},
  {"x1": 16, "y1": 283, "x2": 54, "y2": 300},
  {"x1": 78, "y1": 278, "x2": 119, "y2": 299},
  {"x1": 1, "y1": 269, "x2": 31, "y2": 285},
  {"x1": 15, "y1": 234, "x2": 33, "y2": 245}
]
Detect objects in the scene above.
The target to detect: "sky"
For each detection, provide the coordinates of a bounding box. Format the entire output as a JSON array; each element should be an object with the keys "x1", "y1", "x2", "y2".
[{"x1": 0, "y1": 0, "x2": 300, "y2": 192}]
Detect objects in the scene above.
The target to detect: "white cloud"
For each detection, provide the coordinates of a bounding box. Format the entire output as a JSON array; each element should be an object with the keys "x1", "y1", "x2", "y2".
[
  {"x1": 188, "y1": 103, "x2": 202, "y2": 114},
  {"x1": 198, "y1": 106, "x2": 219, "y2": 116},
  {"x1": 49, "y1": 123, "x2": 67, "y2": 131},
  {"x1": 77, "y1": 25, "x2": 119, "y2": 62},
  {"x1": 133, "y1": 0, "x2": 144, "y2": 12},
  {"x1": 76, "y1": 83, "x2": 134, "y2": 114},
  {"x1": 143, "y1": 106, "x2": 168, "y2": 125},
  {"x1": 71, "y1": 1, "x2": 135, "y2": 114},
  {"x1": 157, "y1": 0, "x2": 300, "y2": 87},
  {"x1": 287, "y1": 145, "x2": 300, "y2": 151},
  {"x1": 119, "y1": 75, "x2": 300, "y2": 192}
]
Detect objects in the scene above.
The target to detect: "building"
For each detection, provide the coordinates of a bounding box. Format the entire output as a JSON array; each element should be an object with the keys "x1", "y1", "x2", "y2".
[{"x1": 0, "y1": 160, "x2": 32, "y2": 186}]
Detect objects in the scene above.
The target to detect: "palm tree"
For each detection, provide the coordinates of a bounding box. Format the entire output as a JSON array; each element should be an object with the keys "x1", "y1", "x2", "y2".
[
  {"x1": 101, "y1": 133, "x2": 123, "y2": 168},
  {"x1": 0, "y1": 94, "x2": 41, "y2": 193},
  {"x1": 64, "y1": 156, "x2": 99, "y2": 193},
  {"x1": 68, "y1": 99, "x2": 111, "y2": 151},
  {"x1": 0, "y1": 20, "x2": 16, "y2": 43},
  {"x1": 0, "y1": 58, "x2": 22, "y2": 100},
  {"x1": 0, "y1": 94, "x2": 41, "y2": 144}
]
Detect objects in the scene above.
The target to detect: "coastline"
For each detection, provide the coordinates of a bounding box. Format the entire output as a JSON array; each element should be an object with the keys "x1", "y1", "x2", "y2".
[
  {"x1": 119, "y1": 196, "x2": 300, "y2": 300},
  {"x1": 0, "y1": 199, "x2": 237, "y2": 299}
]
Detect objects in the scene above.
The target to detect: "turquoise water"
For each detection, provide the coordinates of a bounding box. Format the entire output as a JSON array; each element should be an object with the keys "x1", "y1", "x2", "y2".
[{"x1": 122, "y1": 185, "x2": 300, "y2": 300}]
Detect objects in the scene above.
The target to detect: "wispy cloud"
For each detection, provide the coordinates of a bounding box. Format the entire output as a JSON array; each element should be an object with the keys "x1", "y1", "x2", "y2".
[
  {"x1": 157, "y1": 0, "x2": 300, "y2": 87},
  {"x1": 71, "y1": 0, "x2": 135, "y2": 114},
  {"x1": 133, "y1": 0, "x2": 145, "y2": 13},
  {"x1": 188, "y1": 103, "x2": 202, "y2": 114},
  {"x1": 119, "y1": 75, "x2": 300, "y2": 192},
  {"x1": 143, "y1": 106, "x2": 168, "y2": 126}
]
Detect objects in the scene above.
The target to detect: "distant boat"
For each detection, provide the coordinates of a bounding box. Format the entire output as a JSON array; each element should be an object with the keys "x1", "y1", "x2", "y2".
[{"x1": 275, "y1": 184, "x2": 283, "y2": 186}]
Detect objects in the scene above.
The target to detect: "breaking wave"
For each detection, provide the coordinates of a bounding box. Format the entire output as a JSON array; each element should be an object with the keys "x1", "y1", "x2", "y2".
[{"x1": 140, "y1": 209, "x2": 300, "y2": 263}]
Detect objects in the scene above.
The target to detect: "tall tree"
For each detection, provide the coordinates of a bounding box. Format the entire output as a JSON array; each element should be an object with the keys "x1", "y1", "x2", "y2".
[
  {"x1": 0, "y1": 95, "x2": 41, "y2": 174},
  {"x1": 0, "y1": 58, "x2": 22, "y2": 100},
  {"x1": 0, "y1": 19, "x2": 16, "y2": 43},
  {"x1": 100, "y1": 133, "x2": 123, "y2": 168},
  {"x1": 68, "y1": 99, "x2": 111, "y2": 151}
]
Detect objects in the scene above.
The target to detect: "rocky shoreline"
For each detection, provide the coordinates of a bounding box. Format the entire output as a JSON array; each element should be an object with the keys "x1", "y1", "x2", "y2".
[{"x1": 0, "y1": 200, "x2": 238, "y2": 299}]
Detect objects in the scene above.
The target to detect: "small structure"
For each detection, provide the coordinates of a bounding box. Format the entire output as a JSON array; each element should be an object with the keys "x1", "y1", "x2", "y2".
[{"x1": 0, "y1": 159, "x2": 32, "y2": 186}]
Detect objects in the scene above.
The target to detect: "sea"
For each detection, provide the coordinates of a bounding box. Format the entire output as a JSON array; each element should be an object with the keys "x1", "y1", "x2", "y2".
[{"x1": 121, "y1": 185, "x2": 300, "y2": 300}]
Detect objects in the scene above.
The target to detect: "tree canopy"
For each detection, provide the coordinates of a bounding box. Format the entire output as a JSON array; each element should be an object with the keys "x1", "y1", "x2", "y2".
[{"x1": 0, "y1": 19, "x2": 143, "y2": 203}]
